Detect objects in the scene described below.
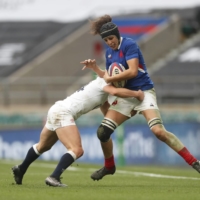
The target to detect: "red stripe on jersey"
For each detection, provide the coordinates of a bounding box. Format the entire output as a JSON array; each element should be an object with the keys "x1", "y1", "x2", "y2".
[{"x1": 139, "y1": 63, "x2": 144, "y2": 69}]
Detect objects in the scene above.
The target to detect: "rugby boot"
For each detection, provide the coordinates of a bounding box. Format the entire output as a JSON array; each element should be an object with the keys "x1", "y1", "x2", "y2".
[
  {"x1": 12, "y1": 165, "x2": 24, "y2": 185},
  {"x1": 91, "y1": 166, "x2": 116, "y2": 181},
  {"x1": 45, "y1": 176, "x2": 67, "y2": 187},
  {"x1": 192, "y1": 160, "x2": 200, "y2": 173}
]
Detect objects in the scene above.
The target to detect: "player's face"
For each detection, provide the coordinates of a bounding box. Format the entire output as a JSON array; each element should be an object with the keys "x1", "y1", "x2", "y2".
[{"x1": 103, "y1": 35, "x2": 119, "y2": 50}]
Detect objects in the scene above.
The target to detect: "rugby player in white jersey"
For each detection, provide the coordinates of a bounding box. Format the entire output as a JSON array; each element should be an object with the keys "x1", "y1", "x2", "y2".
[{"x1": 12, "y1": 77, "x2": 144, "y2": 187}]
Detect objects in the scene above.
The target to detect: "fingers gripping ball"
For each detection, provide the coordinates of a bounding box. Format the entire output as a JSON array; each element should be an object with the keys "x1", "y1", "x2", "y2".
[{"x1": 108, "y1": 62, "x2": 126, "y2": 88}]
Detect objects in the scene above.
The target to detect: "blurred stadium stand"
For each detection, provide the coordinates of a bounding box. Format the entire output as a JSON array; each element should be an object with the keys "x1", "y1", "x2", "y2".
[
  {"x1": 151, "y1": 33, "x2": 200, "y2": 104},
  {"x1": 0, "y1": 4, "x2": 199, "y2": 109},
  {"x1": 0, "y1": 14, "x2": 181, "y2": 106},
  {"x1": 113, "y1": 16, "x2": 169, "y2": 40},
  {"x1": 0, "y1": 21, "x2": 85, "y2": 77},
  {"x1": 0, "y1": 20, "x2": 101, "y2": 105}
]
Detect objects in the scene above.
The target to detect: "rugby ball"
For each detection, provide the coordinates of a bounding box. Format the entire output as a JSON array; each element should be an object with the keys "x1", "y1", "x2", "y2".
[{"x1": 108, "y1": 62, "x2": 126, "y2": 88}]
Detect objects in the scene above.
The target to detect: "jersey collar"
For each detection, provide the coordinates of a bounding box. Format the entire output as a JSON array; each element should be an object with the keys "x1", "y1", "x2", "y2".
[{"x1": 117, "y1": 37, "x2": 123, "y2": 50}]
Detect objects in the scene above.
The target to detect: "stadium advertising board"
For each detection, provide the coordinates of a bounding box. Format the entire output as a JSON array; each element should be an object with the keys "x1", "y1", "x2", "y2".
[{"x1": 0, "y1": 123, "x2": 200, "y2": 165}]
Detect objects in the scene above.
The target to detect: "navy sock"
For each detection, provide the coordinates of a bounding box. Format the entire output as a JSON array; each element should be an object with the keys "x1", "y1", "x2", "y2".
[
  {"x1": 50, "y1": 153, "x2": 75, "y2": 178},
  {"x1": 19, "y1": 147, "x2": 40, "y2": 174}
]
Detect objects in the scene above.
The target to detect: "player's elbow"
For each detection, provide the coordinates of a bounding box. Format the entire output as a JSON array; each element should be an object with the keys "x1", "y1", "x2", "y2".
[
  {"x1": 126, "y1": 69, "x2": 138, "y2": 79},
  {"x1": 130, "y1": 70, "x2": 138, "y2": 78}
]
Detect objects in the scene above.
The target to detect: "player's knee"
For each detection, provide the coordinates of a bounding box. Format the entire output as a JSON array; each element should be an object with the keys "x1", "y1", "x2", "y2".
[
  {"x1": 76, "y1": 147, "x2": 84, "y2": 158},
  {"x1": 148, "y1": 118, "x2": 167, "y2": 142},
  {"x1": 97, "y1": 125, "x2": 112, "y2": 142},
  {"x1": 153, "y1": 128, "x2": 167, "y2": 142},
  {"x1": 36, "y1": 143, "x2": 51, "y2": 153},
  {"x1": 97, "y1": 118, "x2": 118, "y2": 142},
  {"x1": 68, "y1": 148, "x2": 84, "y2": 160}
]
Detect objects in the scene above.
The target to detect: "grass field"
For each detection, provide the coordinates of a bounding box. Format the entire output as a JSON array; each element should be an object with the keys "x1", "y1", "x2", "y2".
[{"x1": 0, "y1": 160, "x2": 200, "y2": 200}]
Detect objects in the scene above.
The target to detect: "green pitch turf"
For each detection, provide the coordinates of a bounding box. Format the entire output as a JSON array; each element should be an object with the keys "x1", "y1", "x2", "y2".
[{"x1": 0, "y1": 160, "x2": 200, "y2": 200}]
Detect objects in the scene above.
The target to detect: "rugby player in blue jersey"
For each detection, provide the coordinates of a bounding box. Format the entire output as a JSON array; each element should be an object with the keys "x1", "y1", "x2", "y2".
[{"x1": 81, "y1": 14, "x2": 200, "y2": 180}]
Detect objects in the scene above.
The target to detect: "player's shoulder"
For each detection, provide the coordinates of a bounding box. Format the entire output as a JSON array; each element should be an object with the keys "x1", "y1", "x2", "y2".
[
  {"x1": 122, "y1": 37, "x2": 136, "y2": 44},
  {"x1": 89, "y1": 77, "x2": 105, "y2": 86},
  {"x1": 95, "y1": 77, "x2": 109, "y2": 89},
  {"x1": 95, "y1": 77, "x2": 107, "y2": 84},
  {"x1": 121, "y1": 37, "x2": 137, "y2": 47}
]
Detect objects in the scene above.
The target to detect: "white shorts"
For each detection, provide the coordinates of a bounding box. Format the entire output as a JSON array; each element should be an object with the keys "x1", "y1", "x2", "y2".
[
  {"x1": 109, "y1": 88, "x2": 159, "y2": 117},
  {"x1": 45, "y1": 103, "x2": 76, "y2": 131}
]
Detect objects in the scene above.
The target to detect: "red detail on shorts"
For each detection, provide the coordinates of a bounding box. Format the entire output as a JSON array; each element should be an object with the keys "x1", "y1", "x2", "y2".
[
  {"x1": 112, "y1": 100, "x2": 118, "y2": 105},
  {"x1": 178, "y1": 147, "x2": 197, "y2": 165}
]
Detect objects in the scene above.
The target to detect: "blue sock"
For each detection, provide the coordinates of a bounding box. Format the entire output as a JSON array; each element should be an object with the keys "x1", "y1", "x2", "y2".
[
  {"x1": 19, "y1": 147, "x2": 40, "y2": 174},
  {"x1": 50, "y1": 153, "x2": 75, "y2": 178}
]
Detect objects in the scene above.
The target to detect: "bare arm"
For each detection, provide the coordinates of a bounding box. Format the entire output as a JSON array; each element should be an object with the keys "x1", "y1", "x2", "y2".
[
  {"x1": 104, "y1": 58, "x2": 138, "y2": 83},
  {"x1": 103, "y1": 85, "x2": 144, "y2": 101},
  {"x1": 80, "y1": 59, "x2": 105, "y2": 78}
]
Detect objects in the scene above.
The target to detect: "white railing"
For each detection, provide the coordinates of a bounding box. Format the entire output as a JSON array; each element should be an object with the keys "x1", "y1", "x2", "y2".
[
  {"x1": 0, "y1": 75, "x2": 93, "y2": 106},
  {"x1": 0, "y1": 75, "x2": 200, "y2": 106},
  {"x1": 152, "y1": 76, "x2": 200, "y2": 104}
]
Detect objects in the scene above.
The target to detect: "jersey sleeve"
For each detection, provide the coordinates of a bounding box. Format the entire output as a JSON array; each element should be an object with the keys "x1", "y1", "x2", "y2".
[
  {"x1": 96, "y1": 77, "x2": 110, "y2": 90},
  {"x1": 125, "y1": 40, "x2": 139, "y2": 61}
]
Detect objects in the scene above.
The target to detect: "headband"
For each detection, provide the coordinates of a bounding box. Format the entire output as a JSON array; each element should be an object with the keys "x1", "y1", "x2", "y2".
[{"x1": 100, "y1": 22, "x2": 120, "y2": 40}]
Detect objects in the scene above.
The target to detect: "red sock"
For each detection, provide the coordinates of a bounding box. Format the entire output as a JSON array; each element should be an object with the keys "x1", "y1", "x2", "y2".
[
  {"x1": 178, "y1": 147, "x2": 197, "y2": 165},
  {"x1": 105, "y1": 155, "x2": 115, "y2": 170}
]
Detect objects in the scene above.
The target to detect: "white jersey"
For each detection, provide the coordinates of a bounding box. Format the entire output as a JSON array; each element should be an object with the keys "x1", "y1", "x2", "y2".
[{"x1": 56, "y1": 77, "x2": 109, "y2": 120}]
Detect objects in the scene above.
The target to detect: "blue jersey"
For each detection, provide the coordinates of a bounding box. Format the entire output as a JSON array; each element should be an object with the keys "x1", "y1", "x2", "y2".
[{"x1": 105, "y1": 37, "x2": 154, "y2": 91}]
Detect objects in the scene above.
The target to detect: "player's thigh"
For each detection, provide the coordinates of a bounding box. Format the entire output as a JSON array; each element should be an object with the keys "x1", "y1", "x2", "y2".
[
  {"x1": 56, "y1": 125, "x2": 82, "y2": 150},
  {"x1": 134, "y1": 88, "x2": 159, "y2": 114},
  {"x1": 105, "y1": 109, "x2": 129, "y2": 125},
  {"x1": 100, "y1": 101, "x2": 110, "y2": 116},
  {"x1": 141, "y1": 109, "x2": 162, "y2": 122},
  {"x1": 37, "y1": 126, "x2": 58, "y2": 150},
  {"x1": 109, "y1": 97, "x2": 139, "y2": 120}
]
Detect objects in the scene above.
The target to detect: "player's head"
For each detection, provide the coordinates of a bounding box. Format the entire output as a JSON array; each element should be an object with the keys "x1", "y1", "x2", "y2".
[
  {"x1": 89, "y1": 15, "x2": 120, "y2": 49},
  {"x1": 89, "y1": 15, "x2": 120, "y2": 40},
  {"x1": 99, "y1": 22, "x2": 120, "y2": 40}
]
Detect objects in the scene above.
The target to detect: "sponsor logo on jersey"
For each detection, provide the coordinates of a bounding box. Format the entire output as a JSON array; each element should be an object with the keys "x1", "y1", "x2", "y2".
[
  {"x1": 150, "y1": 103, "x2": 154, "y2": 107},
  {"x1": 108, "y1": 54, "x2": 111, "y2": 58}
]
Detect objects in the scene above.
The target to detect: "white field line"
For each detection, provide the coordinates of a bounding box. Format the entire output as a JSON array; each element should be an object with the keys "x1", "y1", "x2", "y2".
[
  {"x1": 2, "y1": 160, "x2": 200, "y2": 181},
  {"x1": 116, "y1": 170, "x2": 200, "y2": 180}
]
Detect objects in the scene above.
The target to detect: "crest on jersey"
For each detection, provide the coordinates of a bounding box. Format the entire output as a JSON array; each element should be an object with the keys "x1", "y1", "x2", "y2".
[{"x1": 119, "y1": 50, "x2": 124, "y2": 58}]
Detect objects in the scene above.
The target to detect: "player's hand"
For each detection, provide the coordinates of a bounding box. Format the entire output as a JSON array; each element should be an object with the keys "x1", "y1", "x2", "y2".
[
  {"x1": 138, "y1": 90, "x2": 144, "y2": 101},
  {"x1": 80, "y1": 59, "x2": 97, "y2": 70},
  {"x1": 103, "y1": 70, "x2": 111, "y2": 83}
]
